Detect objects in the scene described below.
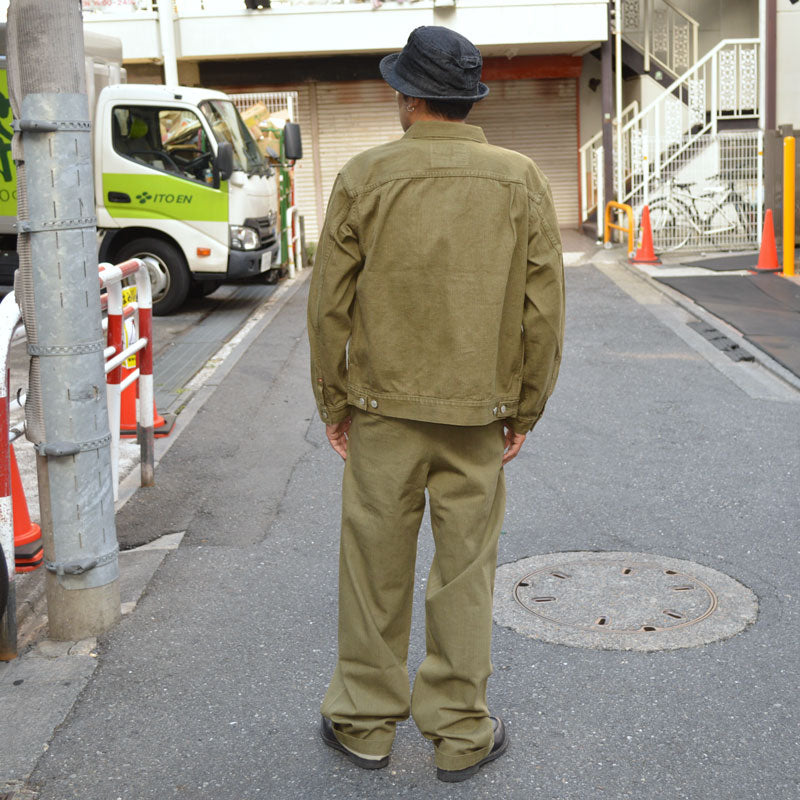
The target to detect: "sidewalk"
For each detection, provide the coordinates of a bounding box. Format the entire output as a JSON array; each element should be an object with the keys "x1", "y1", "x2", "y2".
[
  {"x1": 2, "y1": 241, "x2": 799, "y2": 799},
  {"x1": 628, "y1": 248, "x2": 800, "y2": 383}
]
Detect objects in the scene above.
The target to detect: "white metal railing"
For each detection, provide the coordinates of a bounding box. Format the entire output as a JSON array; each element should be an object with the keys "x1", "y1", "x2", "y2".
[
  {"x1": 622, "y1": 0, "x2": 699, "y2": 78},
  {"x1": 0, "y1": 261, "x2": 157, "y2": 657},
  {"x1": 179, "y1": 0, "x2": 421, "y2": 9},
  {"x1": 230, "y1": 92, "x2": 299, "y2": 123},
  {"x1": 617, "y1": 38, "x2": 761, "y2": 211},
  {"x1": 0, "y1": 291, "x2": 23, "y2": 657},
  {"x1": 285, "y1": 205, "x2": 302, "y2": 278},
  {"x1": 81, "y1": 0, "x2": 423, "y2": 12},
  {"x1": 82, "y1": 0, "x2": 155, "y2": 12},
  {"x1": 99, "y1": 258, "x2": 156, "y2": 498},
  {"x1": 579, "y1": 101, "x2": 638, "y2": 224},
  {"x1": 642, "y1": 131, "x2": 761, "y2": 252}
]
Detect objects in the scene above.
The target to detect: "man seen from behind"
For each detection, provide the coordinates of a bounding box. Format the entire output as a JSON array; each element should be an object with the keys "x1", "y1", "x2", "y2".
[{"x1": 308, "y1": 25, "x2": 565, "y2": 783}]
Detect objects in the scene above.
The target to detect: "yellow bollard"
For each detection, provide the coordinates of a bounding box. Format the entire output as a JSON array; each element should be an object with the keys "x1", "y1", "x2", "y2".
[
  {"x1": 604, "y1": 201, "x2": 635, "y2": 254},
  {"x1": 784, "y1": 136, "x2": 796, "y2": 277}
]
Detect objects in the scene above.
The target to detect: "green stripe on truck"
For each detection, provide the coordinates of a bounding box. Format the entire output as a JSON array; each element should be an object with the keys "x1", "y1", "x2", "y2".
[{"x1": 102, "y1": 173, "x2": 229, "y2": 222}]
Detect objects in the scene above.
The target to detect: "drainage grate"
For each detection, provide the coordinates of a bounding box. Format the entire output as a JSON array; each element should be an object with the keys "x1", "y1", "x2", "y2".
[
  {"x1": 494, "y1": 552, "x2": 758, "y2": 652},
  {"x1": 687, "y1": 321, "x2": 755, "y2": 362}
]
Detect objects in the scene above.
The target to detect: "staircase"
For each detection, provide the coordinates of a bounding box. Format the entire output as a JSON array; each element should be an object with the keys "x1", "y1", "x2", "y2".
[{"x1": 580, "y1": 1, "x2": 763, "y2": 251}]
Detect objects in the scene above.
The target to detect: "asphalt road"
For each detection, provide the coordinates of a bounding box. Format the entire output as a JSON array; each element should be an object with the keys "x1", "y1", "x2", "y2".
[{"x1": 19, "y1": 254, "x2": 800, "y2": 800}]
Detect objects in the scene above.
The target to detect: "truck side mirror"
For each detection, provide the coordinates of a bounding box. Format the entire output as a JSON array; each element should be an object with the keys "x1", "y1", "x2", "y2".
[
  {"x1": 215, "y1": 141, "x2": 234, "y2": 185},
  {"x1": 283, "y1": 122, "x2": 303, "y2": 161}
]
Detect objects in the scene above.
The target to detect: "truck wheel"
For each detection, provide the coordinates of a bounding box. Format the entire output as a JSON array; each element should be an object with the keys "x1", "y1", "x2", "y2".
[{"x1": 115, "y1": 238, "x2": 191, "y2": 316}]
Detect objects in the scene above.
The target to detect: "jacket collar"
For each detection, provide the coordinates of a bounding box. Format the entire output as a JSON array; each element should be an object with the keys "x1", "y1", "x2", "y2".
[{"x1": 403, "y1": 120, "x2": 487, "y2": 143}]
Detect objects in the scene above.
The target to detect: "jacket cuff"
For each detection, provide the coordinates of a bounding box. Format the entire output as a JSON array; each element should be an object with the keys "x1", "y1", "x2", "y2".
[
  {"x1": 507, "y1": 414, "x2": 541, "y2": 435},
  {"x1": 317, "y1": 402, "x2": 350, "y2": 425}
]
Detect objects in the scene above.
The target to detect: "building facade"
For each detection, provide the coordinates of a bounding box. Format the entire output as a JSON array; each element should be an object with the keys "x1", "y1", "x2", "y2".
[{"x1": 3, "y1": 0, "x2": 795, "y2": 244}]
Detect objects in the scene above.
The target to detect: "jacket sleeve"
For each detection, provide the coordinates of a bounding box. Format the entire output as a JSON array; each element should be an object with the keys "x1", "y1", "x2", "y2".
[
  {"x1": 307, "y1": 173, "x2": 363, "y2": 424},
  {"x1": 508, "y1": 182, "x2": 565, "y2": 434}
]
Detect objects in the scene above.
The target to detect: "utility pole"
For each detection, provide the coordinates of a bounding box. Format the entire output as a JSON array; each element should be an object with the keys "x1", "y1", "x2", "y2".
[
  {"x1": 601, "y1": 0, "x2": 615, "y2": 207},
  {"x1": 157, "y1": 0, "x2": 179, "y2": 86},
  {"x1": 6, "y1": 0, "x2": 120, "y2": 640}
]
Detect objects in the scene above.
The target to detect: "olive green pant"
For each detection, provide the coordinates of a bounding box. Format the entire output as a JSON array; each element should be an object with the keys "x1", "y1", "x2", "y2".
[{"x1": 321, "y1": 409, "x2": 506, "y2": 771}]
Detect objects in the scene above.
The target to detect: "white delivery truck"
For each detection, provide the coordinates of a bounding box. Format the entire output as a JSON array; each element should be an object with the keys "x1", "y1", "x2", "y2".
[{"x1": 0, "y1": 26, "x2": 292, "y2": 314}]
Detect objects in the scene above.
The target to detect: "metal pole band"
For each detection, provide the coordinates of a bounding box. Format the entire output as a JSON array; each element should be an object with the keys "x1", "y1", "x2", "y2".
[
  {"x1": 44, "y1": 545, "x2": 119, "y2": 577},
  {"x1": 35, "y1": 433, "x2": 112, "y2": 457},
  {"x1": 13, "y1": 119, "x2": 92, "y2": 133},
  {"x1": 18, "y1": 217, "x2": 97, "y2": 234},
  {"x1": 27, "y1": 340, "x2": 105, "y2": 357}
]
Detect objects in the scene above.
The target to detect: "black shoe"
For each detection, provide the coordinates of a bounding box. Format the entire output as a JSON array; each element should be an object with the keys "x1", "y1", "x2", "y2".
[
  {"x1": 320, "y1": 716, "x2": 390, "y2": 770},
  {"x1": 436, "y1": 716, "x2": 508, "y2": 783}
]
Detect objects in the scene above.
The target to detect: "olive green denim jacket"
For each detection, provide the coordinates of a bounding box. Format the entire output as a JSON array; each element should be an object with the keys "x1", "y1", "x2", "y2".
[{"x1": 308, "y1": 120, "x2": 564, "y2": 434}]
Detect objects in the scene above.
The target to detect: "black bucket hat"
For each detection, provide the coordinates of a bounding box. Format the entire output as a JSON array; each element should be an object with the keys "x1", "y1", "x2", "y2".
[{"x1": 379, "y1": 26, "x2": 489, "y2": 102}]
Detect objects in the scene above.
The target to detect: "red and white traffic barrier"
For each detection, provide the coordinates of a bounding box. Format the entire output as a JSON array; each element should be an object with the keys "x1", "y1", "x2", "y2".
[
  {"x1": 99, "y1": 258, "x2": 155, "y2": 496},
  {"x1": 0, "y1": 291, "x2": 22, "y2": 659},
  {"x1": 286, "y1": 204, "x2": 302, "y2": 279},
  {"x1": 1, "y1": 259, "x2": 157, "y2": 657}
]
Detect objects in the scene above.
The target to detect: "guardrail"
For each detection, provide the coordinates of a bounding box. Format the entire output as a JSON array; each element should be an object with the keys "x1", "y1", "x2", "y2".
[
  {"x1": 0, "y1": 258, "x2": 156, "y2": 659},
  {"x1": 619, "y1": 39, "x2": 761, "y2": 210},
  {"x1": 100, "y1": 258, "x2": 155, "y2": 497},
  {"x1": 285, "y1": 205, "x2": 302, "y2": 279},
  {"x1": 81, "y1": 0, "x2": 416, "y2": 12},
  {"x1": 604, "y1": 201, "x2": 635, "y2": 254},
  {"x1": 622, "y1": 0, "x2": 699, "y2": 79},
  {"x1": 579, "y1": 101, "x2": 638, "y2": 225},
  {"x1": 0, "y1": 290, "x2": 23, "y2": 658}
]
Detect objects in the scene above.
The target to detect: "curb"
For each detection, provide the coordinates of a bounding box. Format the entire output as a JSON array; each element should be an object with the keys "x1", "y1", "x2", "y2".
[{"x1": 616, "y1": 253, "x2": 800, "y2": 394}]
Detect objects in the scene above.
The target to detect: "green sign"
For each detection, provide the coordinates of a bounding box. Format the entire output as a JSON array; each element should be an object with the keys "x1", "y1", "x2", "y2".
[
  {"x1": 103, "y1": 173, "x2": 228, "y2": 222},
  {"x1": 0, "y1": 69, "x2": 17, "y2": 218}
]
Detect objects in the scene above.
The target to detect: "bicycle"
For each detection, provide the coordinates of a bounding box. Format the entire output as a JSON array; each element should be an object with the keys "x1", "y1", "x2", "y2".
[{"x1": 645, "y1": 175, "x2": 757, "y2": 251}]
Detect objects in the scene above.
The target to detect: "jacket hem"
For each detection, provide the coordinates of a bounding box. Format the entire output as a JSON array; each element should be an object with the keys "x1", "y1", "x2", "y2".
[{"x1": 346, "y1": 388, "x2": 519, "y2": 427}]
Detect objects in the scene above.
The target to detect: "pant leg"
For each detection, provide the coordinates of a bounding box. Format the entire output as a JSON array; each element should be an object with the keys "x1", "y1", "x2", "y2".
[
  {"x1": 410, "y1": 421, "x2": 506, "y2": 772},
  {"x1": 321, "y1": 409, "x2": 428, "y2": 756}
]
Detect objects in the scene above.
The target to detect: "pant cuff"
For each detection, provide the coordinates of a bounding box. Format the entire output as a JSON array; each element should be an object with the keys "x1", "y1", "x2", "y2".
[
  {"x1": 332, "y1": 725, "x2": 394, "y2": 758},
  {"x1": 435, "y1": 742, "x2": 493, "y2": 772}
]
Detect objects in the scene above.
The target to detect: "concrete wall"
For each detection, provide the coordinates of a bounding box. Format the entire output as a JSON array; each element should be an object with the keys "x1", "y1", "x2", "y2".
[
  {"x1": 658, "y1": 0, "x2": 757, "y2": 57},
  {"x1": 579, "y1": 55, "x2": 603, "y2": 148},
  {"x1": 621, "y1": 72, "x2": 664, "y2": 116},
  {"x1": 777, "y1": 0, "x2": 800, "y2": 126}
]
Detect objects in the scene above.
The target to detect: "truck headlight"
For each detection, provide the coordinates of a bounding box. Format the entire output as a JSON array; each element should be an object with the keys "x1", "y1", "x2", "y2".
[{"x1": 230, "y1": 225, "x2": 260, "y2": 250}]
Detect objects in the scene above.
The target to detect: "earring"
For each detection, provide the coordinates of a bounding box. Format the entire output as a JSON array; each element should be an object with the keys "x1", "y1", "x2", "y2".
[{"x1": 406, "y1": 105, "x2": 416, "y2": 112}]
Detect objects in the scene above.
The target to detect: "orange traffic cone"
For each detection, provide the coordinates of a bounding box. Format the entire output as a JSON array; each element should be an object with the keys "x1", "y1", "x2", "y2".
[
  {"x1": 119, "y1": 364, "x2": 174, "y2": 438},
  {"x1": 631, "y1": 205, "x2": 661, "y2": 264},
  {"x1": 11, "y1": 444, "x2": 43, "y2": 573},
  {"x1": 755, "y1": 209, "x2": 781, "y2": 272}
]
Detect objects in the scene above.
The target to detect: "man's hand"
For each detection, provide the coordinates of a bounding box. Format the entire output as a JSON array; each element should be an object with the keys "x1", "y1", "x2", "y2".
[
  {"x1": 502, "y1": 425, "x2": 526, "y2": 465},
  {"x1": 326, "y1": 417, "x2": 352, "y2": 460}
]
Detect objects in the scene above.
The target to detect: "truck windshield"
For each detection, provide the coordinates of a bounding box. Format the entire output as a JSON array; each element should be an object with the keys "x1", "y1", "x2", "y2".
[{"x1": 199, "y1": 99, "x2": 263, "y2": 175}]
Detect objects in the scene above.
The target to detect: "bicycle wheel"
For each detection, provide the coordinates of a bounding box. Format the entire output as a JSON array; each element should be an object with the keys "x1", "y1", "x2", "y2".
[
  {"x1": 733, "y1": 197, "x2": 759, "y2": 245},
  {"x1": 648, "y1": 202, "x2": 692, "y2": 251}
]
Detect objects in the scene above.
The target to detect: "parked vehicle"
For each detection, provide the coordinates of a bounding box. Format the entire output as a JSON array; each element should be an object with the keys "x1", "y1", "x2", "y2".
[{"x1": 0, "y1": 26, "x2": 299, "y2": 314}]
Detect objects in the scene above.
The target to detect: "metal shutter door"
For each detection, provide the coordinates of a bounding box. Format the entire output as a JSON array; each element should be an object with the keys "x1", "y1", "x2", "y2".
[
  {"x1": 314, "y1": 80, "x2": 402, "y2": 222},
  {"x1": 469, "y1": 79, "x2": 578, "y2": 226}
]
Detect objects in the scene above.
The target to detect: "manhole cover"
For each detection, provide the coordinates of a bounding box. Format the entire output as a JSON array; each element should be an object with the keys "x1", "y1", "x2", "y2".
[{"x1": 494, "y1": 552, "x2": 757, "y2": 651}]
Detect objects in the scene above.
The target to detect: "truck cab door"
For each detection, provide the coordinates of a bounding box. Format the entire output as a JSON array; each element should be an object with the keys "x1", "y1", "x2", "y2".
[{"x1": 100, "y1": 102, "x2": 229, "y2": 274}]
